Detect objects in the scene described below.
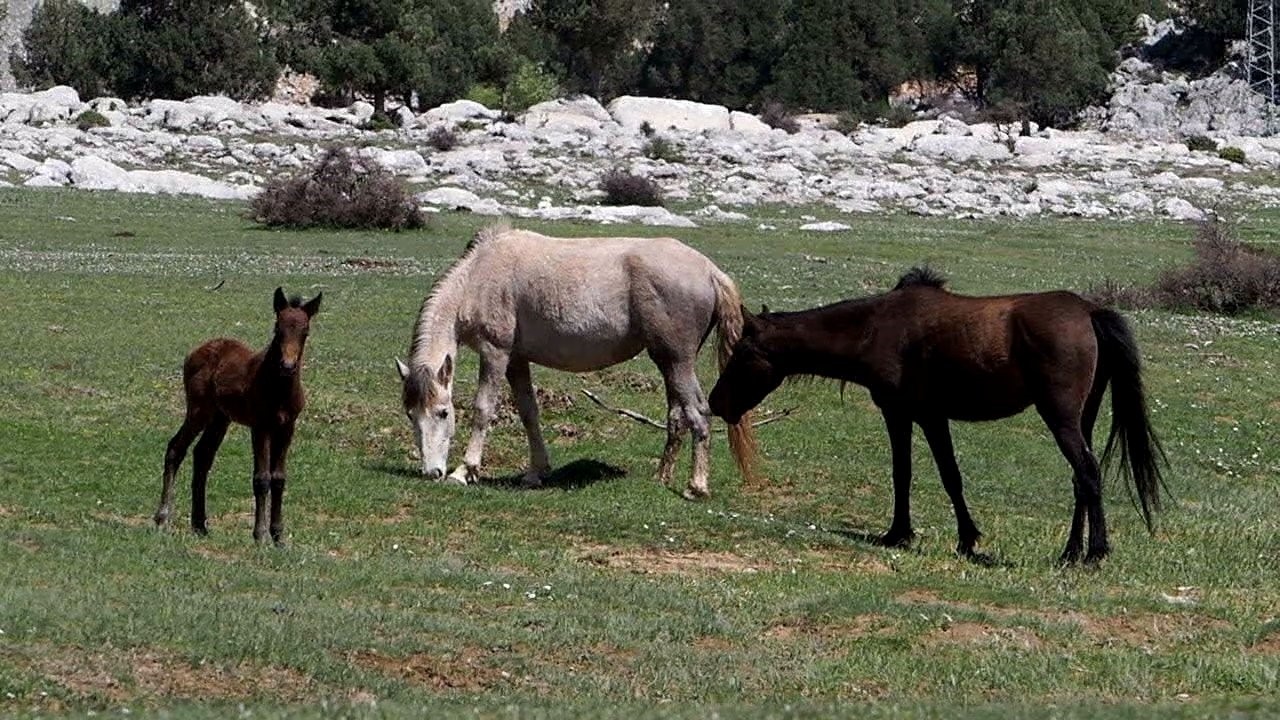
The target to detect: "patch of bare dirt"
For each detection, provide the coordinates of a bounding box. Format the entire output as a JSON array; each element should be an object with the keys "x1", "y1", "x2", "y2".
[
  {"x1": 11, "y1": 537, "x2": 40, "y2": 553},
  {"x1": 575, "y1": 543, "x2": 772, "y2": 575},
  {"x1": 189, "y1": 546, "x2": 237, "y2": 562},
  {"x1": 1250, "y1": 630, "x2": 1280, "y2": 654},
  {"x1": 35, "y1": 646, "x2": 313, "y2": 703},
  {"x1": 762, "y1": 614, "x2": 890, "y2": 641},
  {"x1": 0, "y1": 504, "x2": 16, "y2": 517},
  {"x1": 342, "y1": 257, "x2": 401, "y2": 270},
  {"x1": 895, "y1": 589, "x2": 1228, "y2": 649},
  {"x1": 693, "y1": 636, "x2": 734, "y2": 652},
  {"x1": 91, "y1": 512, "x2": 151, "y2": 528},
  {"x1": 923, "y1": 621, "x2": 1042, "y2": 650},
  {"x1": 345, "y1": 648, "x2": 505, "y2": 691}
]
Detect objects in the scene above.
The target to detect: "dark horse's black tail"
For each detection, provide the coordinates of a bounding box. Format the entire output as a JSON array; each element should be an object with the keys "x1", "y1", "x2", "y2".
[{"x1": 1091, "y1": 308, "x2": 1168, "y2": 532}]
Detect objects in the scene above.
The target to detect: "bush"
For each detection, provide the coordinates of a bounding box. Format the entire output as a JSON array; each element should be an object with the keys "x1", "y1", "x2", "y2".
[
  {"x1": 876, "y1": 104, "x2": 916, "y2": 128},
  {"x1": 249, "y1": 147, "x2": 425, "y2": 231},
  {"x1": 465, "y1": 83, "x2": 504, "y2": 110},
  {"x1": 760, "y1": 101, "x2": 800, "y2": 134},
  {"x1": 599, "y1": 169, "x2": 663, "y2": 206},
  {"x1": 835, "y1": 111, "x2": 861, "y2": 135},
  {"x1": 642, "y1": 136, "x2": 682, "y2": 163},
  {"x1": 1218, "y1": 146, "x2": 1246, "y2": 164},
  {"x1": 503, "y1": 58, "x2": 559, "y2": 114},
  {"x1": 75, "y1": 109, "x2": 111, "y2": 131},
  {"x1": 639, "y1": 121, "x2": 656, "y2": 137},
  {"x1": 1185, "y1": 134, "x2": 1218, "y2": 152},
  {"x1": 1092, "y1": 217, "x2": 1280, "y2": 315},
  {"x1": 360, "y1": 113, "x2": 397, "y2": 132},
  {"x1": 427, "y1": 126, "x2": 459, "y2": 151}
]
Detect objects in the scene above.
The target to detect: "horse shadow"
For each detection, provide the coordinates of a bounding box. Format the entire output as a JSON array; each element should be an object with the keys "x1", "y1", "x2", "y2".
[
  {"x1": 485, "y1": 459, "x2": 628, "y2": 492},
  {"x1": 826, "y1": 521, "x2": 1009, "y2": 569}
]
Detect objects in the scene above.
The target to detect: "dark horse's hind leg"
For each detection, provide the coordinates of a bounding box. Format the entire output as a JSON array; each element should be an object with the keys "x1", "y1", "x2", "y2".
[
  {"x1": 1039, "y1": 402, "x2": 1108, "y2": 564},
  {"x1": 877, "y1": 410, "x2": 916, "y2": 547},
  {"x1": 189, "y1": 413, "x2": 229, "y2": 536},
  {"x1": 156, "y1": 412, "x2": 208, "y2": 527},
  {"x1": 919, "y1": 418, "x2": 983, "y2": 557},
  {"x1": 1059, "y1": 379, "x2": 1110, "y2": 564}
]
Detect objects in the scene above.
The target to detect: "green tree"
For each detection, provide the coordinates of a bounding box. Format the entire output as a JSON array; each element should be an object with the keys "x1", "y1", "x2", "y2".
[
  {"x1": 511, "y1": 0, "x2": 661, "y2": 99},
  {"x1": 264, "y1": 0, "x2": 502, "y2": 113},
  {"x1": 640, "y1": 0, "x2": 790, "y2": 109},
  {"x1": 10, "y1": 0, "x2": 132, "y2": 98},
  {"x1": 770, "y1": 0, "x2": 941, "y2": 113},
  {"x1": 119, "y1": 0, "x2": 278, "y2": 100},
  {"x1": 967, "y1": 0, "x2": 1113, "y2": 128}
]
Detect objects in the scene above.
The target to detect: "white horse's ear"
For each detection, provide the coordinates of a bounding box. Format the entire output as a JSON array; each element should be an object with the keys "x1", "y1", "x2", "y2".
[
  {"x1": 395, "y1": 358, "x2": 410, "y2": 380},
  {"x1": 437, "y1": 354, "x2": 453, "y2": 386}
]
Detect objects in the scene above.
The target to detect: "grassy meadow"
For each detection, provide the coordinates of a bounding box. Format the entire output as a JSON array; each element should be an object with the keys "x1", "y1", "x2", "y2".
[{"x1": 1, "y1": 188, "x2": 1278, "y2": 718}]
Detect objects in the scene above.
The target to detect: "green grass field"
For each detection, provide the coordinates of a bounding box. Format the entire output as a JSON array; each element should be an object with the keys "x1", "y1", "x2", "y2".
[{"x1": 1, "y1": 188, "x2": 1279, "y2": 719}]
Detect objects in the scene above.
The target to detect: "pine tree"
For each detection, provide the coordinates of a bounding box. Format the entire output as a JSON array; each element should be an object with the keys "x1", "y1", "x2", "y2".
[
  {"x1": 512, "y1": 0, "x2": 662, "y2": 99},
  {"x1": 641, "y1": 0, "x2": 790, "y2": 109}
]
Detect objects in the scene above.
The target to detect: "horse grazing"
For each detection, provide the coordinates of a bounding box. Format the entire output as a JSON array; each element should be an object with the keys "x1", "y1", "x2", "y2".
[
  {"x1": 396, "y1": 225, "x2": 757, "y2": 499},
  {"x1": 708, "y1": 268, "x2": 1167, "y2": 564},
  {"x1": 154, "y1": 287, "x2": 322, "y2": 545}
]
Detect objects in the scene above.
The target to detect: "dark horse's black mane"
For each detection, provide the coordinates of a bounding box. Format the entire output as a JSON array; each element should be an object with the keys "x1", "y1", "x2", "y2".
[{"x1": 894, "y1": 266, "x2": 947, "y2": 291}]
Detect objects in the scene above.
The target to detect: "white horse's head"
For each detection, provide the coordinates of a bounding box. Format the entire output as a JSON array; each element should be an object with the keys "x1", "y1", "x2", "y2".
[{"x1": 396, "y1": 355, "x2": 455, "y2": 478}]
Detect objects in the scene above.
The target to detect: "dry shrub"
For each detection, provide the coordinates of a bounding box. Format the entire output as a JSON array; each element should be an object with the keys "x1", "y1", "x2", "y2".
[
  {"x1": 1155, "y1": 217, "x2": 1280, "y2": 314},
  {"x1": 427, "y1": 126, "x2": 458, "y2": 151},
  {"x1": 1091, "y1": 217, "x2": 1280, "y2": 315},
  {"x1": 249, "y1": 148, "x2": 424, "y2": 231},
  {"x1": 600, "y1": 169, "x2": 663, "y2": 207},
  {"x1": 760, "y1": 101, "x2": 800, "y2": 134}
]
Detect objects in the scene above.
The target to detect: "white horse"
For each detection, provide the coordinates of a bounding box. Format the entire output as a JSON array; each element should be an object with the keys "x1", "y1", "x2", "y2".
[{"x1": 396, "y1": 225, "x2": 756, "y2": 499}]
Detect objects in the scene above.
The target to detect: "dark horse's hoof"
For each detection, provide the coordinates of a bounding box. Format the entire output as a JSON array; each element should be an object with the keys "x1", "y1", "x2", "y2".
[
  {"x1": 876, "y1": 528, "x2": 915, "y2": 548},
  {"x1": 191, "y1": 525, "x2": 209, "y2": 537}
]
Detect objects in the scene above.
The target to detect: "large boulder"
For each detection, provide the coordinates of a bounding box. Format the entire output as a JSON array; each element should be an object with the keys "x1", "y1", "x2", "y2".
[
  {"x1": 522, "y1": 96, "x2": 615, "y2": 134},
  {"x1": 607, "y1": 96, "x2": 731, "y2": 133},
  {"x1": 418, "y1": 99, "x2": 500, "y2": 126}
]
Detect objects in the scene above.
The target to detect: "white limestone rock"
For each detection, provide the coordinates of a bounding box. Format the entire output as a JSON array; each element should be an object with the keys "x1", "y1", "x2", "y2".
[{"x1": 607, "y1": 96, "x2": 731, "y2": 133}]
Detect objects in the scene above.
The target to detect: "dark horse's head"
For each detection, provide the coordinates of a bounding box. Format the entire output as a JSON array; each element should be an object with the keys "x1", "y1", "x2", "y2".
[
  {"x1": 709, "y1": 306, "x2": 785, "y2": 425},
  {"x1": 272, "y1": 287, "x2": 322, "y2": 376}
]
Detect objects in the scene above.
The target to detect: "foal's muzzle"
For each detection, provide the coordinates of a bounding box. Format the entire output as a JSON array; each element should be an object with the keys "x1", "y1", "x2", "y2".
[{"x1": 423, "y1": 466, "x2": 444, "y2": 480}]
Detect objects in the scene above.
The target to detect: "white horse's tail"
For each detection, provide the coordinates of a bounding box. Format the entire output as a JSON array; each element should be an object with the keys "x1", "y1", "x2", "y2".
[{"x1": 710, "y1": 268, "x2": 760, "y2": 485}]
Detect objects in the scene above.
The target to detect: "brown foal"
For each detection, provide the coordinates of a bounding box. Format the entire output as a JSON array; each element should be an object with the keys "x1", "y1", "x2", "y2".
[{"x1": 154, "y1": 287, "x2": 321, "y2": 545}]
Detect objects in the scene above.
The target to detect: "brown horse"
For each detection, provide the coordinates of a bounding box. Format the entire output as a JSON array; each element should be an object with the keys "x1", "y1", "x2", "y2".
[
  {"x1": 154, "y1": 287, "x2": 321, "y2": 545},
  {"x1": 708, "y1": 268, "x2": 1166, "y2": 564}
]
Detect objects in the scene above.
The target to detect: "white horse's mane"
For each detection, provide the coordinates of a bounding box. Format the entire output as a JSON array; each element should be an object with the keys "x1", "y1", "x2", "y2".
[{"x1": 408, "y1": 224, "x2": 510, "y2": 366}]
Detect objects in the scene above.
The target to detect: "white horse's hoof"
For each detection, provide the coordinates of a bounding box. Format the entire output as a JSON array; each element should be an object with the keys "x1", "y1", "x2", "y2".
[
  {"x1": 445, "y1": 466, "x2": 474, "y2": 485},
  {"x1": 681, "y1": 486, "x2": 710, "y2": 501}
]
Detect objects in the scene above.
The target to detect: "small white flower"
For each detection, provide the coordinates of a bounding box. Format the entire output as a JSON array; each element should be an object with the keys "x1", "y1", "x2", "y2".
[{"x1": 501, "y1": 583, "x2": 511, "y2": 590}]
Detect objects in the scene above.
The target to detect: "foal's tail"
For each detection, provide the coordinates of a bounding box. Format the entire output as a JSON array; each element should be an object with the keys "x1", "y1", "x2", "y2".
[
  {"x1": 1091, "y1": 308, "x2": 1168, "y2": 533},
  {"x1": 711, "y1": 268, "x2": 760, "y2": 485}
]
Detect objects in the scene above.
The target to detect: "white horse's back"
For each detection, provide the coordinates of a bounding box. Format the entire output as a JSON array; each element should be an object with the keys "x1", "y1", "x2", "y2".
[{"x1": 459, "y1": 230, "x2": 720, "y2": 372}]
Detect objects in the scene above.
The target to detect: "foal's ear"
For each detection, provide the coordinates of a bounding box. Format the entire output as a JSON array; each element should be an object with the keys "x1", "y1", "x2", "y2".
[
  {"x1": 302, "y1": 292, "x2": 322, "y2": 317},
  {"x1": 395, "y1": 358, "x2": 410, "y2": 381},
  {"x1": 741, "y1": 304, "x2": 760, "y2": 336},
  {"x1": 437, "y1": 354, "x2": 453, "y2": 386},
  {"x1": 760, "y1": 303, "x2": 771, "y2": 315},
  {"x1": 273, "y1": 286, "x2": 288, "y2": 313}
]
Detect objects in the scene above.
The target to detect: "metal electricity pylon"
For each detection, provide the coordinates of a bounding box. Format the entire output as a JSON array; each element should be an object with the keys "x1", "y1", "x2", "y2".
[{"x1": 1249, "y1": 0, "x2": 1278, "y2": 103}]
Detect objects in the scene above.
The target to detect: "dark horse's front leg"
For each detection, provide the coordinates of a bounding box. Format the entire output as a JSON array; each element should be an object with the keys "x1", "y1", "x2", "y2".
[
  {"x1": 877, "y1": 410, "x2": 916, "y2": 547},
  {"x1": 251, "y1": 427, "x2": 273, "y2": 544},
  {"x1": 268, "y1": 422, "x2": 295, "y2": 547},
  {"x1": 919, "y1": 418, "x2": 982, "y2": 557}
]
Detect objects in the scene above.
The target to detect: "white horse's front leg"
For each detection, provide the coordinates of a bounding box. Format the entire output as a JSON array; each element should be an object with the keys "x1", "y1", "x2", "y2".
[
  {"x1": 449, "y1": 350, "x2": 509, "y2": 485},
  {"x1": 506, "y1": 358, "x2": 551, "y2": 488}
]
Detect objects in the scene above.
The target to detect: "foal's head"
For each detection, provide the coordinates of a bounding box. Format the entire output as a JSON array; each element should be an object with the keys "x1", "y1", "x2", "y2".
[
  {"x1": 709, "y1": 307, "x2": 785, "y2": 425},
  {"x1": 271, "y1": 287, "x2": 322, "y2": 376},
  {"x1": 395, "y1": 355, "x2": 455, "y2": 479}
]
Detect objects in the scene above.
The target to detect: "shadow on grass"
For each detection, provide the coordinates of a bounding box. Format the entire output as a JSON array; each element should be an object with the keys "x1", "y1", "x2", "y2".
[
  {"x1": 485, "y1": 458, "x2": 628, "y2": 492},
  {"x1": 827, "y1": 522, "x2": 1010, "y2": 568},
  {"x1": 363, "y1": 460, "x2": 423, "y2": 479}
]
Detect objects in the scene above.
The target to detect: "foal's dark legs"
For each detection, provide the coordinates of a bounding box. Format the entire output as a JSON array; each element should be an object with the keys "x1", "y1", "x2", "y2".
[
  {"x1": 877, "y1": 411, "x2": 916, "y2": 547},
  {"x1": 250, "y1": 427, "x2": 273, "y2": 544},
  {"x1": 190, "y1": 414, "x2": 229, "y2": 535},
  {"x1": 156, "y1": 412, "x2": 207, "y2": 527},
  {"x1": 919, "y1": 418, "x2": 983, "y2": 556},
  {"x1": 268, "y1": 422, "x2": 295, "y2": 546}
]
